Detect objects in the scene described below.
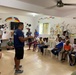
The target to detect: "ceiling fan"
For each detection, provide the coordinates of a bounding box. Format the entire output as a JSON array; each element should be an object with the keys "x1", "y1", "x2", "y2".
[{"x1": 46, "y1": 0, "x2": 76, "y2": 9}]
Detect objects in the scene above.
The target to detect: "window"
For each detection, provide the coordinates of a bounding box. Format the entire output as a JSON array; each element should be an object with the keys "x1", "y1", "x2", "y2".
[{"x1": 39, "y1": 23, "x2": 49, "y2": 34}]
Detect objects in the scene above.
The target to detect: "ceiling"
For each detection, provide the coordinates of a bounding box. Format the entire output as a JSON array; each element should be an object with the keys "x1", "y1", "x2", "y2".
[
  {"x1": 0, "y1": 6, "x2": 42, "y2": 17},
  {"x1": 18, "y1": 0, "x2": 76, "y2": 8},
  {"x1": 0, "y1": 0, "x2": 76, "y2": 17},
  {"x1": 17, "y1": 0, "x2": 76, "y2": 17},
  {"x1": 18, "y1": 0, "x2": 56, "y2": 7}
]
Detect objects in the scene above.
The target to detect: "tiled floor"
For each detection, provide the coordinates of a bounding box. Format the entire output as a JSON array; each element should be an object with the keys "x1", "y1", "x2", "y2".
[{"x1": 0, "y1": 48, "x2": 76, "y2": 75}]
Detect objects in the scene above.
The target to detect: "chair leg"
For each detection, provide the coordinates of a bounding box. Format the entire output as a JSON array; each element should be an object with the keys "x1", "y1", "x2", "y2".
[
  {"x1": 51, "y1": 52, "x2": 54, "y2": 58},
  {"x1": 45, "y1": 49, "x2": 47, "y2": 55},
  {"x1": 48, "y1": 50, "x2": 51, "y2": 56},
  {"x1": 67, "y1": 55, "x2": 69, "y2": 63},
  {"x1": 58, "y1": 53, "x2": 61, "y2": 61}
]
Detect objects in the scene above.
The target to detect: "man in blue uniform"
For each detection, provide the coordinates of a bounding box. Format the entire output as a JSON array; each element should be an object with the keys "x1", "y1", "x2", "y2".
[{"x1": 14, "y1": 22, "x2": 33, "y2": 74}]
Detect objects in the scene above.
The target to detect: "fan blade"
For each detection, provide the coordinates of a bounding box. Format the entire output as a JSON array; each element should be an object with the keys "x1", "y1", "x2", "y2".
[
  {"x1": 45, "y1": 5, "x2": 56, "y2": 9},
  {"x1": 54, "y1": 0, "x2": 62, "y2": 2},
  {"x1": 64, "y1": 3, "x2": 76, "y2": 6}
]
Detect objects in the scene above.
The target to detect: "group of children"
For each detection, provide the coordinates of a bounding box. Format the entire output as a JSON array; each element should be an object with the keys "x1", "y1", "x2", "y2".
[
  {"x1": 61, "y1": 38, "x2": 76, "y2": 66},
  {"x1": 51, "y1": 34, "x2": 76, "y2": 66},
  {"x1": 32, "y1": 37, "x2": 49, "y2": 53},
  {"x1": 0, "y1": 30, "x2": 76, "y2": 66},
  {"x1": 38, "y1": 37, "x2": 49, "y2": 55},
  {"x1": 33, "y1": 34, "x2": 76, "y2": 66}
]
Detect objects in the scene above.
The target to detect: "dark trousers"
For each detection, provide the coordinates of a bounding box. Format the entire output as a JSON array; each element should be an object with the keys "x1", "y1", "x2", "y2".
[
  {"x1": 51, "y1": 48, "x2": 61, "y2": 56},
  {"x1": 61, "y1": 50, "x2": 69, "y2": 59},
  {"x1": 40, "y1": 45, "x2": 48, "y2": 54},
  {"x1": 69, "y1": 52, "x2": 76, "y2": 64}
]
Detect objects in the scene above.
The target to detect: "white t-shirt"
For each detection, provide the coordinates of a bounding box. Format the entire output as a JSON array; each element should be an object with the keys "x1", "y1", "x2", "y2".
[
  {"x1": 72, "y1": 44, "x2": 76, "y2": 52},
  {"x1": 61, "y1": 35, "x2": 65, "y2": 39},
  {"x1": 45, "y1": 42, "x2": 50, "y2": 45}
]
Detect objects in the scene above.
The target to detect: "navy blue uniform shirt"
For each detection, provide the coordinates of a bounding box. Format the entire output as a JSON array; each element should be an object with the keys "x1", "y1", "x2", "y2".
[{"x1": 14, "y1": 29, "x2": 24, "y2": 48}]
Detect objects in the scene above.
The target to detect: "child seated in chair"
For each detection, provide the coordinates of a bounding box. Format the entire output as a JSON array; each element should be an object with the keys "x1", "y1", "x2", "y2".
[
  {"x1": 37, "y1": 37, "x2": 44, "y2": 49},
  {"x1": 69, "y1": 39, "x2": 76, "y2": 66},
  {"x1": 61, "y1": 41, "x2": 71, "y2": 61},
  {"x1": 51, "y1": 37, "x2": 63, "y2": 56},
  {"x1": 39, "y1": 38, "x2": 50, "y2": 55},
  {"x1": 6, "y1": 38, "x2": 14, "y2": 50}
]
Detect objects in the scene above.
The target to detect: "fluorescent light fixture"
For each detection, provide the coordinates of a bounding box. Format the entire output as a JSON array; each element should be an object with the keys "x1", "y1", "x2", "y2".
[
  {"x1": 28, "y1": 13, "x2": 39, "y2": 17},
  {"x1": 32, "y1": 13, "x2": 38, "y2": 16}
]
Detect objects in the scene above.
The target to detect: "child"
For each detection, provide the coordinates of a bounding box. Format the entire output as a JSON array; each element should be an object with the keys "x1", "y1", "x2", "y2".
[
  {"x1": 37, "y1": 37, "x2": 44, "y2": 52},
  {"x1": 69, "y1": 39, "x2": 76, "y2": 66},
  {"x1": 65, "y1": 36, "x2": 70, "y2": 42},
  {"x1": 56, "y1": 34, "x2": 60, "y2": 42},
  {"x1": 6, "y1": 38, "x2": 14, "y2": 50},
  {"x1": 40, "y1": 38, "x2": 49, "y2": 55},
  {"x1": 61, "y1": 41, "x2": 71, "y2": 61},
  {"x1": 26, "y1": 28, "x2": 32, "y2": 50}
]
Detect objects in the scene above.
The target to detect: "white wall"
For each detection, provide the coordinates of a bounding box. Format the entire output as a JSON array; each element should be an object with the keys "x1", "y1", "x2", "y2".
[
  {"x1": 0, "y1": 14, "x2": 35, "y2": 39},
  {"x1": 0, "y1": 13, "x2": 76, "y2": 44},
  {"x1": 34, "y1": 15, "x2": 76, "y2": 43}
]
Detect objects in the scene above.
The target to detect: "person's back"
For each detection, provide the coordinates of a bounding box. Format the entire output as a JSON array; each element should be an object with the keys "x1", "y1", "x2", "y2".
[{"x1": 14, "y1": 29, "x2": 24, "y2": 48}]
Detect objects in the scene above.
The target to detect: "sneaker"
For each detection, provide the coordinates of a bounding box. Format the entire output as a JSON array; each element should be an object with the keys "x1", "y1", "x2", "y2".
[
  {"x1": 15, "y1": 69, "x2": 23, "y2": 74},
  {"x1": 70, "y1": 63, "x2": 75, "y2": 66},
  {"x1": 14, "y1": 65, "x2": 22, "y2": 69},
  {"x1": 61, "y1": 58, "x2": 65, "y2": 61}
]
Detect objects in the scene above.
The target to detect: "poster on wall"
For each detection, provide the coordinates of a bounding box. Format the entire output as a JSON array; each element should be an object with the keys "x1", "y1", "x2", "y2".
[
  {"x1": 55, "y1": 24, "x2": 62, "y2": 35},
  {"x1": 5, "y1": 17, "x2": 20, "y2": 22},
  {"x1": 0, "y1": 16, "x2": 20, "y2": 39},
  {"x1": 50, "y1": 27, "x2": 54, "y2": 39}
]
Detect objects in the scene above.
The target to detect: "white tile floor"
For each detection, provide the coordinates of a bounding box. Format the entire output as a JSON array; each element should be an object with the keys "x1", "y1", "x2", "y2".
[{"x1": 0, "y1": 48, "x2": 76, "y2": 75}]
